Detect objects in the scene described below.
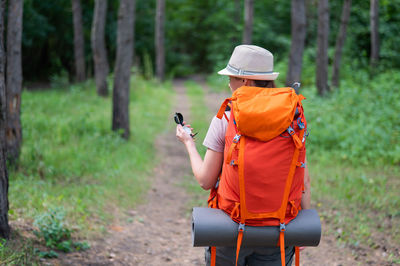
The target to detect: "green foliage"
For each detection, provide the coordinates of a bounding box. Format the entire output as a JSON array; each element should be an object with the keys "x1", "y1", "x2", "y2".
[
  {"x1": 33, "y1": 207, "x2": 91, "y2": 258},
  {"x1": 20, "y1": 0, "x2": 400, "y2": 80},
  {"x1": 9, "y1": 76, "x2": 174, "y2": 236},
  {"x1": 33, "y1": 207, "x2": 71, "y2": 248},
  {"x1": 304, "y1": 70, "x2": 400, "y2": 166},
  {"x1": 36, "y1": 249, "x2": 59, "y2": 259},
  {"x1": 50, "y1": 69, "x2": 70, "y2": 89},
  {"x1": 0, "y1": 237, "x2": 39, "y2": 265},
  {"x1": 142, "y1": 51, "x2": 154, "y2": 80}
]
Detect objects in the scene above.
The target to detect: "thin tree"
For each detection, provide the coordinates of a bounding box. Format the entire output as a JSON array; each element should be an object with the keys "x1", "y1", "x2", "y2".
[
  {"x1": 6, "y1": 0, "x2": 23, "y2": 164},
  {"x1": 72, "y1": 0, "x2": 86, "y2": 82},
  {"x1": 286, "y1": 0, "x2": 307, "y2": 87},
  {"x1": 332, "y1": 0, "x2": 351, "y2": 88},
  {"x1": 155, "y1": 0, "x2": 165, "y2": 81},
  {"x1": 91, "y1": 0, "x2": 109, "y2": 96},
  {"x1": 316, "y1": 0, "x2": 330, "y2": 96},
  {"x1": 112, "y1": 0, "x2": 135, "y2": 139},
  {"x1": 242, "y1": 0, "x2": 253, "y2": 44},
  {"x1": 0, "y1": 0, "x2": 10, "y2": 239},
  {"x1": 370, "y1": 0, "x2": 379, "y2": 68}
]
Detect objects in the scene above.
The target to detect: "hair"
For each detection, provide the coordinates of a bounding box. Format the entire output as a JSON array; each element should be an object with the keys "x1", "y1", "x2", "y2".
[{"x1": 253, "y1": 80, "x2": 276, "y2": 88}]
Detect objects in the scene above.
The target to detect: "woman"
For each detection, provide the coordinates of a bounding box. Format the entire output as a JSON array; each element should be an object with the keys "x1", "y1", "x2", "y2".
[{"x1": 176, "y1": 45, "x2": 311, "y2": 266}]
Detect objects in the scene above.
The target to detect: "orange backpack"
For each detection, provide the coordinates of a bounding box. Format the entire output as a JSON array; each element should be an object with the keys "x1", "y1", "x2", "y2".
[{"x1": 207, "y1": 86, "x2": 307, "y2": 266}]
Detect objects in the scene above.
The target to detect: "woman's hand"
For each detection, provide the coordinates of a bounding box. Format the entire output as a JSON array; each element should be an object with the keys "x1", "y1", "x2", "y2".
[{"x1": 176, "y1": 123, "x2": 194, "y2": 144}]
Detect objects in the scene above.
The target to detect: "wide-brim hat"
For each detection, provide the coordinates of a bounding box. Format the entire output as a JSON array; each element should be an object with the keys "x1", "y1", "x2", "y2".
[{"x1": 218, "y1": 45, "x2": 279, "y2": 80}]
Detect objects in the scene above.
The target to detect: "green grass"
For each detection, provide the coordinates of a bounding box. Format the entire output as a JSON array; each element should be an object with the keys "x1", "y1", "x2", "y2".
[
  {"x1": 184, "y1": 80, "x2": 210, "y2": 157},
  {"x1": 180, "y1": 81, "x2": 211, "y2": 209},
  {"x1": 9, "y1": 76, "x2": 174, "y2": 236},
  {"x1": 299, "y1": 70, "x2": 400, "y2": 262},
  {"x1": 0, "y1": 232, "x2": 39, "y2": 265}
]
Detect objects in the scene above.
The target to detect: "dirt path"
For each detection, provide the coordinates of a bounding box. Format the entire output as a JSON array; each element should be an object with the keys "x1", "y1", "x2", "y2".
[
  {"x1": 57, "y1": 80, "x2": 203, "y2": 265},
  {"x1": 56, "y1": 79, "x2": 363, "y2": 266}
]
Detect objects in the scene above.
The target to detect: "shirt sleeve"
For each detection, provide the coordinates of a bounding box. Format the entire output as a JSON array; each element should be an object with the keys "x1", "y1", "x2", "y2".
[{"x1": 202, "y1": 113, "x2": 229, "y2": 153}]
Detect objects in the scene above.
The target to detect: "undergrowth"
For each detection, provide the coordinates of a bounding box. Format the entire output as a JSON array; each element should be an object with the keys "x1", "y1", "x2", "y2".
[
  {"x1": 0, "y1": 232, "x2": 39, "y2": 265},
  {"x1": 9, "y1": 75, "x2": 173, "y2": 238}
]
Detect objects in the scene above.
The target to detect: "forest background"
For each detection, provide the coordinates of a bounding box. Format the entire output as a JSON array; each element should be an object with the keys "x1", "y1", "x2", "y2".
[{"x1": 0, "y1": 0, "x2": 399, "y2": 264}]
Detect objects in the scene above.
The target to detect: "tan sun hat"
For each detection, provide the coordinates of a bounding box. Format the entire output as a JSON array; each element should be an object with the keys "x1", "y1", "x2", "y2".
[{"x1": 218, "y1": 45, "x2": 279, "y2": 80}]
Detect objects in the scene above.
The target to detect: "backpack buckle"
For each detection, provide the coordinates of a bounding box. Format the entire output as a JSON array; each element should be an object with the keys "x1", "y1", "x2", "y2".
[
  {"x1": 280, "y1": 223, "x2": 286, "y2": 232},
  {"x1": 287, "y1": 126, "x2": 295, "y2": 136},
  {"x1": 238, "y1": 223, "x2": 245, "y2": 232},
  {"x1": 297, "y1": 117, "x2": 305, "y2": 129},
  {"x1": 233, "y1": 134, "x2": 241, "y2": 143}
]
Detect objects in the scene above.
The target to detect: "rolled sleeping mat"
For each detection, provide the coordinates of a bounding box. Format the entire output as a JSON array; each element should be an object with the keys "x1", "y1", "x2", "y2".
[{"x1": 192, "y1": 207, "x2": 321, "y2": 247}]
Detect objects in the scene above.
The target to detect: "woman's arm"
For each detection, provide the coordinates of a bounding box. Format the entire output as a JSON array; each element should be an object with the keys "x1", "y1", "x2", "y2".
[{"x1": 176, "y1": 124, "x2": 223, "y2": 190}]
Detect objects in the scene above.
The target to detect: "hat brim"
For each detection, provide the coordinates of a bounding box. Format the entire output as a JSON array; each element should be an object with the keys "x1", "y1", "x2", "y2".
[{"x1": 218, "y1": 67, "x2": 279, "y2": 81}]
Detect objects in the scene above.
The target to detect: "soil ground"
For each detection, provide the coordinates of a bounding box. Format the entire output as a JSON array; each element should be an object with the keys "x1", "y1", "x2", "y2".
[{"x1": 46, "y1": 80, "x2": 377, "y2": 265}]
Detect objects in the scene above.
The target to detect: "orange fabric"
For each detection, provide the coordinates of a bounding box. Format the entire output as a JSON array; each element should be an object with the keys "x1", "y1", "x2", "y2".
[
  {"x1": 210, "y1": 246, "x2": 216, "y2": 266},
  {"x1": 217, "y1": 109, "x2": 306, "y2": 226},
  {"x1": 216, "y1": 98, "x2": 231, "y2": 119},
  {"x1": 231, "y1": 86, "x2": 299, "y2": 141},
  {"x1": 280, "y1": 231, "x2": 286, "y2": 266},
  {"x1": 295, "y1": 246, "x2": 300, "y2": 266},
  {"x1": 211, "y1": 86, "x2": 307, "y2": 266},
  {"x1": 235, "y1": 228, "x2": 244, "y2": 266},
  {"x1": 226, "y1": 142, "x2": 238, "y2": 165},
  {"x1": 230, "y1": 202, "x2": 240, "y2": 219}
]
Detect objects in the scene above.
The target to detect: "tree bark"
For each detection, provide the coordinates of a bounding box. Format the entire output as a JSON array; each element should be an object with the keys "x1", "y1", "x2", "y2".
[
  {"x1": 370, "y1": 0, "x2": 379, "y2": 68},
  {"x1": 332, "y1": 0, "x2": 351, "y2": 88},
  {"x1": 155, "y1": 0, "x2": 165, "y2": 81},
  {"x1": 72, "y1": 0, "x2": 86, "y2": 82},
  {"x1": 316, "y1": 0, "x2": 330, "y2": 96},
  {"x1": 6, "y1": 0, "x2": 23, "y2": 165},
  {"x1": 112, "y1": 0, "x2": 135, "y2": 139},
  {"x1": 242, "y1": 0, "x2": 253, "y2": 44},
  {"x1": 0, "y1": 0, "x2": 10, "y2": 239},
  {"x1": 286, "y1": 0, "x2": 306, "y2": 87},
  {"x1": 91, "y1": 0, "x2": 109, "y2": 96}
]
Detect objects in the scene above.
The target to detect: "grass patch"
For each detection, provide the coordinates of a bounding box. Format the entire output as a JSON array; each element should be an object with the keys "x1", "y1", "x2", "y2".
[
  {"x1": 184, "y1": 81, "x2": 210, "y2": 157},
  {"x1": 0, "y1": 232, "x2": 39, "y2": 265},
  {"x1": 180, "y1": 174, "x2": 209, "y2": 212},
  {"x1": 178, "y1": 81, "x2": 212, "y2": 210},
  {"x1": 9, "y1": 75, "x2": 174, "y2": 237}
]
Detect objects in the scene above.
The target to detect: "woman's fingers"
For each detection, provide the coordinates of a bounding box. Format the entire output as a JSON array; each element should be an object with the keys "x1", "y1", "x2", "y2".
[{"x1": 176, "y1": 125, "x2": 193, "y2": 143}]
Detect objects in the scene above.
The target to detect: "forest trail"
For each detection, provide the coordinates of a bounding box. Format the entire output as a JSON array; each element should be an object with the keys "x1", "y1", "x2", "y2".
[{"x1": 56, "y1": 79, "x2": 360, "y2": 266}]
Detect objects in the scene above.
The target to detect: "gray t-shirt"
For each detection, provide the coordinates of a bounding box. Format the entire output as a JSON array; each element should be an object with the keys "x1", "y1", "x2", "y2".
[{"x1": 202, "y1": 112, "x2": 230, "y2": 152}]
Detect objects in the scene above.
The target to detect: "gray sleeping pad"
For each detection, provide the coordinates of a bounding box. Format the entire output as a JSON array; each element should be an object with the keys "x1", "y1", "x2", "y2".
[{"x1": 192, "y1": 207, "x2": 321, "y2": 247}]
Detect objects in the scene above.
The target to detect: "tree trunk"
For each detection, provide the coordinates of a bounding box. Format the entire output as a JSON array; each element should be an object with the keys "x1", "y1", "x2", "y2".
[
  {"x1": 0, "y1": 0, "x2": 10, "y2": 239},
  {"x1": 370, "y1": 0, "x2": 379, "y2": 68},
  {"x1": 242, "y1": 0, "x2": 253, "y2": 44},
  {"x1": 286, "y1": 0, "x2": 306, "y2": 87},
  {"x1": 332, "y1": 0, "x2": 351, "y2": 88},
  {"x1": 316, "y1": 0, "x2": 330, "y2": 96},
  {"x1": 6, "y1": 0, "x2": 23, "y2": 165},
  {"x1": 112, "y1": 0, "x2": 135, "y2": 139},
  {"x1": 91, "y1": 0, "x2": 109, "y2": 96},
  {"x1": 155, "y1": 0, "x2": 165, "y2": 81},
  {"x1": 72, "y1": 0, "x2": 86, "y2": 82}
]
